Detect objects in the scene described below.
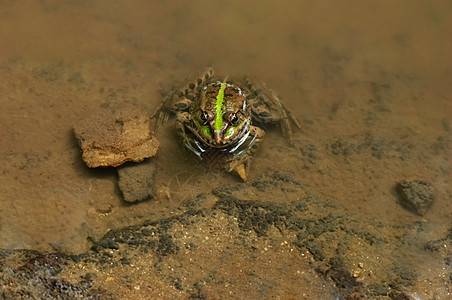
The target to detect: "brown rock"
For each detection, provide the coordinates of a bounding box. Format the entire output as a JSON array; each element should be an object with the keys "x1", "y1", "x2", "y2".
[
  {"x1": 74, "y1": 106, "x2": 159, "y2": 168},
  {"x1": 117, "y1": 159, "x2": 157, "y2": 203},
  {"x1": 396, "y1": 179, "x2": 435, "y2": 216}
]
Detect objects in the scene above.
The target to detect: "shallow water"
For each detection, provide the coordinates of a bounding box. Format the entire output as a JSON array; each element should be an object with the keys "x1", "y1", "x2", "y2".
[{"x1": 1, "y1": 0, "x2": 451, "y2": 298}]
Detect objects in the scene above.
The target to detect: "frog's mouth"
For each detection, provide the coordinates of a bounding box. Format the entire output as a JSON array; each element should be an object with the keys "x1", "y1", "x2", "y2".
[
  {"x1": 207, "y1": 121, "x2": 250, "y2": 148},
  {"x1": 183, "y1": 126, "x2": 256, "y2": 161}
]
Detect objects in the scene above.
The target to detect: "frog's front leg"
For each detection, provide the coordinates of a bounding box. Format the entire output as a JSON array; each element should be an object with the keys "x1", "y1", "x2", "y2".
[
  {"x1": 174, "y1": 112, "x2": 204, "y2": 158},
  {"x1": 229, "y1": 125, "x2": 265, "y2": 181}
]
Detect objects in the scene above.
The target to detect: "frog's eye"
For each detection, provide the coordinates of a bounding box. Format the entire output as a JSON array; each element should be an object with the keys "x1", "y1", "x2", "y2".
[
  {"x1": 200, "y1": 111, "x2": 209, "y2": 124},
  {"x1": 229, "y1": 114, "x2": 239, "y2": 126}
]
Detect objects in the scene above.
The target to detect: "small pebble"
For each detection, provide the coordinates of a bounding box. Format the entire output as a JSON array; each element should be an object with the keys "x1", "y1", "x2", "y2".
[
  {"x1": 396, "y1": 179, "x2": 435, "y2": 216},
  {"x1": 95, "y1": 203, "x2": 113, "y2": 214}
]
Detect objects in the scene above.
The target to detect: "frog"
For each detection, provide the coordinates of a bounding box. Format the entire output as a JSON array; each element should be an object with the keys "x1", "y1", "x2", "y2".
[{"x1": 152, "y1": 68, "x2": 300, "y2": 180}]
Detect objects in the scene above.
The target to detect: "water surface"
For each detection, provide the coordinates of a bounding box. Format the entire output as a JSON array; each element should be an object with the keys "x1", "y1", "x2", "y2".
[{"x1": 1, "y1": 1, "x2": 451, "y2": 298}]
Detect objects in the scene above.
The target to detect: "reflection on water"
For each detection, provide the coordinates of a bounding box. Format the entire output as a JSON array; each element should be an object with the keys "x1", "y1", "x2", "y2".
[{"x1": 0, "y1": 0, "x2": 451, "y2": 298}]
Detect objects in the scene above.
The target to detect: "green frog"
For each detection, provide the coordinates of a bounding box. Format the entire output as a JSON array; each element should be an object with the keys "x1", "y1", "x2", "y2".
[{"x1": 153, "y1": 68, "x2": 300, "y2": 180}]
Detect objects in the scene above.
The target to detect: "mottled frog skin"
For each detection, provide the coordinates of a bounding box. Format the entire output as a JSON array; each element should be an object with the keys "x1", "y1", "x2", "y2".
[{"x1": 153, "y1": 68, "x2": 300, "y2": 180}]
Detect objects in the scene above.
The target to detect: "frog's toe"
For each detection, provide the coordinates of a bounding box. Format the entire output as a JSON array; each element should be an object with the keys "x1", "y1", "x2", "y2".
[{"x1": 233, "y1": 163, "x2": 247, "y2": 181}]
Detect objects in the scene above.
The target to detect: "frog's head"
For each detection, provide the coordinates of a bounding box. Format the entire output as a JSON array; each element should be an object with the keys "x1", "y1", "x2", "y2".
[{"x1": 191, "y1": 80, "x2": 251, "y2": 148}]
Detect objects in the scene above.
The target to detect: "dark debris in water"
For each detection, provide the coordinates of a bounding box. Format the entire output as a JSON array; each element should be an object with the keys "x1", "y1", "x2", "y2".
[
  {"x1": 0, "y1": 171, "x2": 433, "y2": 298},
  {"x1": 0, "y1": 252, "x2": 114, "y2": 300}
]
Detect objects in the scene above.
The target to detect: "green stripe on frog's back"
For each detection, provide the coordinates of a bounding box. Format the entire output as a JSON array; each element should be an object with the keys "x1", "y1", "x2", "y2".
[{"x1": 214, "y1": 78, "x2": 228, "y2": 132}]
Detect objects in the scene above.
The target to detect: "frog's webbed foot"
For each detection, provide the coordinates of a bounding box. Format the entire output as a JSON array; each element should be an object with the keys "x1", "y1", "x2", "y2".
[
  {"x1": 150, "y1": 94, "x2": 172, "y2": 132},
  {"x1": 277, "y1": 101, "x2": 302, "y2": 144},
  {"x1": 245, "y1": 77, "x2": 301, "y2": 144},
  {"x1": 228, "y1": 126, "x2": 265, "y2": 181}
]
